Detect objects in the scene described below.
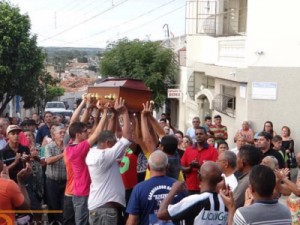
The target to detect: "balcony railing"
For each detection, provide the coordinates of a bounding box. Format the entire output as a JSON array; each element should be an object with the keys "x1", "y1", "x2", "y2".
[{"x1": 217, "y1": 37, "x2": 246, "y2": 67}]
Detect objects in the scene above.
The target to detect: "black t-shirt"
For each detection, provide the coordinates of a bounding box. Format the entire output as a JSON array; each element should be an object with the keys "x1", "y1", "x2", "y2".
[{"x1": 0, "y1": 144, "x2": 30, "y2": 182}]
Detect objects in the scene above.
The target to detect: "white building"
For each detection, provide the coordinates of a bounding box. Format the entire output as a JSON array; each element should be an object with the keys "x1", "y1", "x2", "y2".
[{"x1": 177, "y1": 0, "x2": 300, "y2": 148}]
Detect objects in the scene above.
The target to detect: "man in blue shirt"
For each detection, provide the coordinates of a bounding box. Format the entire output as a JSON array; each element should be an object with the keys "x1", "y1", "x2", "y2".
[
  {"x1": 126, "y1": 151, "x2": 186, "y2": 225},
  {"x1": 35, "y1": 111, "x2": 53, "y2": 145}
]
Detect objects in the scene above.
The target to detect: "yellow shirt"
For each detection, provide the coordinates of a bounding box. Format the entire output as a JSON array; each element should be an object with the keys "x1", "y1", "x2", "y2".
[{"x1": 144, "y1": 151, "x2": 185, "y2": 181}]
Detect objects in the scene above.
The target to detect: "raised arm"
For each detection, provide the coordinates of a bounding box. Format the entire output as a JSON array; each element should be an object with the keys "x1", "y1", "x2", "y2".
[
  {"x1": 87, "y1": 101, "x2": 108, "y2": 146},
  {"x1": 141, "y1": 102, "x2": 157, "y2": 153},
  {"x1": 145, "y1": 105, "x2": 165, "y2": 140},
  {"x1": 80, "y1": 94, "x2": 95, "y2": 123},
  {"x1": 90, "y1": 107, "x2": 100, "y2": 133},
  {"x1": 69, "y1": 94, "x2": 87, "y2": 125},
  {"x1": 114, "y1": 98, "x2": 131, "y2": 140},
  {"x1": 219, "y1": 188, "x2": 235, "y2": 225},
  {"x1": 106, "y1": 109, "x2": 117, "y2": 132},
  {"x1": 131, "y1": 113, "x2": 148, "y2": 153},
  {"x1": 275, "y1": 168, "x2": 300, "y2": 196},
  {"x1": 157, "y1": 181, "x2": 185, "y2": 220}
]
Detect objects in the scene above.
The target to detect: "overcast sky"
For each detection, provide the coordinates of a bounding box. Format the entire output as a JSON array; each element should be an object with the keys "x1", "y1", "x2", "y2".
[{"x1": 9, "y1": 0, "x2": 186, "y2": 48}]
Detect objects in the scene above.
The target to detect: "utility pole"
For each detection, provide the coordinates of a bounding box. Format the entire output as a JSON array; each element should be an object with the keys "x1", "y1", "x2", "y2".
[{"x1": 163, "y1": 24, "x2": 170, "y2": 48}]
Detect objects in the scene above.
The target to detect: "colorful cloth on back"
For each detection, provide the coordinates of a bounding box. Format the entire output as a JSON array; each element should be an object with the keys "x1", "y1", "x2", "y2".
[{"x1": 120, "y1": 148, "x2": 138, "y2": 189}]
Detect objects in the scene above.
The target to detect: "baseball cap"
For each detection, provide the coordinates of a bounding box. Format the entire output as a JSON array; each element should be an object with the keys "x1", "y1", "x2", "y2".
[
  {"x1": 254, "y1": 132, "x2": 259, "y2": 140},
  {"x1": 7, "y1": 125, "x2": 22, "y2": 135}
]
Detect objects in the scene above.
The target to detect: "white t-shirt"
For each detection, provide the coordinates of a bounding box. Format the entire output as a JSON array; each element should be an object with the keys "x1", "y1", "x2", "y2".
[
  {"x1": 223, "y1": 173, "x2": 238, "y2": 192},
  {"x1": 230, "y1": 147, "x2": 239, "y2": 155},
  {"x1": 86, "y1": 137, "x2": 131, "y2": 210},
  {"x1": 186, "y1": 127, "x2": 196, "y2": 142}
]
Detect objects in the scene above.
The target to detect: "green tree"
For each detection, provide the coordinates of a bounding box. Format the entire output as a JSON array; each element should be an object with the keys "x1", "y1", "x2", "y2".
[
  {"x1": 100, "y1": 38, "x2": 178, "y2": 109},
  {"x1": 45, "y1": 85, "x2": 65, "y2": 102},
  {"x1": 0, "y1": 1, "x2": 60, "y2": 114}
]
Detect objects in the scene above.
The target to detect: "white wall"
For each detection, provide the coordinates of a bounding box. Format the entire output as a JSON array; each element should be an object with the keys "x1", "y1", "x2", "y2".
[
  {"x1": 246, "y1": 0, "x2": 300, "y2": 67},
  {"x1": 187, "y1": 36, "x2": 219, "y2": 66}
]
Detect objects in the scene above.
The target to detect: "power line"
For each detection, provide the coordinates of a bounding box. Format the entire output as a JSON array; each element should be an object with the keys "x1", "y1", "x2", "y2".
[
  {"x1": 64, "y1": 0, "x2": 176, "y2": 45},
  {"x1": 71, "y1": 4, "x2": 185, "y2": 48},
  {"x1": 103, "y1": 4, "x2": 185, "y2": 45},
  {"x1": 39, "y1": 0, "x2": 128, "y2": 42},
  {"x1": 34, "y1": 0, "x2": 107, "y2": 33}
]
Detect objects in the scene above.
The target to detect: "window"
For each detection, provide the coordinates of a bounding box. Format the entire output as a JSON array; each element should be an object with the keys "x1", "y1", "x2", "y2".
[{"x1": 213, "y1": 85, "x2": 236, "y2": 117}]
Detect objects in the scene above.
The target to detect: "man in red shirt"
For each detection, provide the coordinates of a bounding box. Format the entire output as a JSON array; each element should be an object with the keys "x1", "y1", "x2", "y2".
[{"x1": 181, "y1": 126, "x2": 218, "y2": 195}]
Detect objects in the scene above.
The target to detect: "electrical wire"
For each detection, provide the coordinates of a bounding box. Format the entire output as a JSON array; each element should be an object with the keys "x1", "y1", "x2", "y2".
[
  {"x1": 101, "y1": 4, "x2": 185, "y2": 46},
  {"x1": 39, "y1": 0, "x2": 129, "y2": 42},
  {"x1": 34, "y1": 0, "x2": 111, "y2": 34},
  {"x1": 65, "y1": 3, "x2": 185, "y2": 48},
  {"x1": 63, "y1": 0, "x2": 176, "y2": 45}
]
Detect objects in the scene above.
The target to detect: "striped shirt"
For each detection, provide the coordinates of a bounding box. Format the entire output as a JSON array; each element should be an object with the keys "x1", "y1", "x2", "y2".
[
  {"x1": 233, "y1": 200, "x2": 291, "y2": 225},
  {"x1": 45, "y1": 141, "x2": 66, "y2": 181},
  {"x1": 209, "y1": 125, "x2": 228, "y2": 143},
  {"x1": 168, "y1": 192, "x2": 228, "y2": 225}
]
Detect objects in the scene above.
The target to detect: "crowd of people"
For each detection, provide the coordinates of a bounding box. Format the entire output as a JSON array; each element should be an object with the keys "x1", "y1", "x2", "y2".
[{"x1": 0, "y1": 94, "x2": 300, "y2": 225}]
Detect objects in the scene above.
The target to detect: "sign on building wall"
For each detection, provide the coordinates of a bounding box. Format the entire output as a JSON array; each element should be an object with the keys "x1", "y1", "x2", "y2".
[
  {"x1": 240, "y1": 85, "x2": 246, "y2": 98},
  {"x1": 168, "y1": 89, "x2": 181, "y2": 98},
  {"x1": 251, "y1": 82, "x2": 277, "y2": 100}
]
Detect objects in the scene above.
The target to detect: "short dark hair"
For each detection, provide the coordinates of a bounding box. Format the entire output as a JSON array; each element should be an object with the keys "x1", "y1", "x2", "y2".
[
  {"x1": 217, "y1": 141, "x2": 228, "y2": 149},
  {"x1": 175, "y1": 130, "x2": 184, "y2": 138},
  {"x1": 69, "y1": 122, "x2": 87, "y2": 139},
  {"x1": 97, "y1": 130, "x2": 117, "y2": 145},
  {"x1": 159, "y1": 118, "x2": 167, "y2": 123},
  {"x1": 160, "y1": 135, "x2": 178, "y2": 155},
  {"x1": 239, "y1": 144, "x2": 262, "y2": 167},
  {"x1": 250, "y1": 165, "x2": 276, "y2": 197},
  {"x1": 195, "y1": 126, "x2": 206, "y2": 133},
  {"x1": 44, "y1": 111, "x2": 53, "y2": 117},
  {"x1": 272, "y1": 135, "x2": 282, "y2": 142},
  {"x1": 214, "y1": 115, "x2": 221, "y2": 119},
  {"x1": 258, "y1": 131, "x2": 272, "y2": 141},
  {"x1": 204, "y1": 116, "x2": 212, "y2": 121}
]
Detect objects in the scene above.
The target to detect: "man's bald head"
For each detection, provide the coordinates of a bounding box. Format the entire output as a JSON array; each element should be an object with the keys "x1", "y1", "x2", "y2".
[
  {"x1": 148, "y1": 150, "x2": 168, "y2": 172},
  {"x1": 199, "y1": 161, "x2": 223, "y2": 186}
]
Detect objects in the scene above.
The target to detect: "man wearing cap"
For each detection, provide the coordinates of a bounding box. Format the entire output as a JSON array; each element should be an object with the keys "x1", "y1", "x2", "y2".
[
  {"x1": 0, "y1": 125, "x2": 30, "y2": 182},
  {"x1": 253, "y1": 132, "x2": 259, "y2": 148},
  {"x1": 0, "y1": 117, "x2": 29, "y2": 149},
  {"x1": 209, "y1": 115, "x2": 228, "y2": 144}
]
